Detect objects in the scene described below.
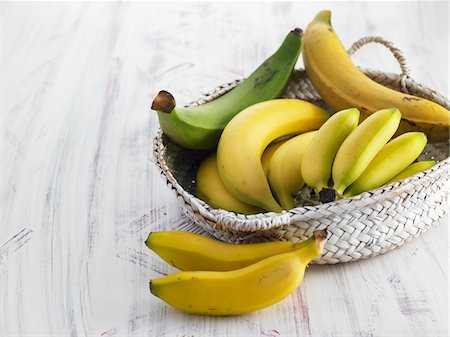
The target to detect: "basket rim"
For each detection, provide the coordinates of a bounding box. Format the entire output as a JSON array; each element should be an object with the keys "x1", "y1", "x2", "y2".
[{"x1": 153, "y1": 67, "x2": 450, "y2": 233}]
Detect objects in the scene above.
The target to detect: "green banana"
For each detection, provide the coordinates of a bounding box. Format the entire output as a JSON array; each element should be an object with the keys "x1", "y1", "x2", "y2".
[
  {"x1": 332, "y1": 108, "x2": 402, "y2": 195},
  {"x1": 151, "y1": 29, "x2": 304, "y2": 150},
  {"x1": 267, "y1": 131, "x2": 317, "y2": 210},
  {"x1": 302, "y1": 108, "x2": 360, "y2": 193},
  {"x1": 386, "y1": 160, "x2": 436, "y2": 185},
  {"x1": 344, "y1": 132, "x2": 428, "y2": 197},
  {"x1": 146, "y1": 230, "x2": 311, "y2": 271},
  {"x1": 150, "y1": 230, "x2": 327, "y2": 315}
]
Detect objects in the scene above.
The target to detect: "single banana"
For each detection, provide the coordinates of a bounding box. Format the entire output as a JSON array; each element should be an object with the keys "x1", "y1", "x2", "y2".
[
  {"x1": 146, "y1": 230, "x2": 312, "y2": 271},
  {"x1": 344, "y1": 132, "x2": 427, "y2": 197},
  {"x1": 152, "y1": 29, "x2": 304, "y2": 150},
  {"x1": 303, "y1": 10, "x2": 450, "y2": 143},
  {"x1": 267, "y1": 131, "x2": 317, "y2": 210},
  {"x1": 150, "y1": 230, "x2": 327, "y2": 315},
  {"x1": 261, "y1": 139, "x2": 288, "y2": 177},
  {"x1": 196, "y1": 153, "x2": 262, "y2": 214},
  {"x1": 217, "y1": 99, "x2": 329, "y2": 212},
  {"x1": 332, "y1": 108, "x2": 401, "y2": 195},
  {"x1": 386, "y1": 160, "x2": 436, "y2": 185},
  {"x1": 301, "y1": 108, "x2": 360, "y2": 193}
]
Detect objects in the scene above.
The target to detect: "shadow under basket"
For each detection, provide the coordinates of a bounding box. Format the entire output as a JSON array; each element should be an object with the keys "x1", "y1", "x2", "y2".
[{"x1": 153, "y1": 66, "x2": 450, "y2": 264}]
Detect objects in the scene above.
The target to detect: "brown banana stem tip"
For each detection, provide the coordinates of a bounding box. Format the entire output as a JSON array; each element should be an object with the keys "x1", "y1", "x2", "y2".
[
  {"x1": 313, "y1": 229, "x2": 328, "y2": 254},
  {"x1": 151, "y1": 90, "x2": 176, "y2": 113},
  {"x1": 291, "y1": 28, "x2": 303, "y2": 37},
  {"x1": 319, "y1": 188, "x2": 336, "y2": 203}
]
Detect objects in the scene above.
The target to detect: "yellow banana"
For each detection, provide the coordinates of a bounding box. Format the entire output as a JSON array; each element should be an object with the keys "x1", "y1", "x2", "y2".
[
  {"x1": 261, "y1": 139, "x2": 287, "y2": 177},
  {"x1": 267, "y1": 131, "x2": 317, "y2": 210},
  {"x1": 146, "y1": 230, "x2": 311, "y2": 271},
  {"x1": 196, "y1": 153, "x2": 262, "y2": 214},
  {"x1": 386, "y1": 160, "x2": 436, "y2": 185},
  {"x1": 217, "y1": 99, "x2": 329, "y2": 212},
  {"x1": 303, "y1": 10, "x2": 450, "y2": 143},
  {"x1": 332, "y1": 108, "x2": 401, "y2": 195},
  {"x1": 344, "y1": 132, "x2": 427, "y2": 197},
  {"x1": 196, "y1": 145, "x2": 281, "y2": 214},
  {"x1": 150, "y1": 230, "x2": 327, "y2": 315},
  {"x1": 302, "y1": 108, "x2": 360, "y2": 193}
]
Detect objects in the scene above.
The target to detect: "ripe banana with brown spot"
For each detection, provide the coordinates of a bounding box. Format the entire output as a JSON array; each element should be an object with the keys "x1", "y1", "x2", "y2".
[{"x1": 303, "y1": 10, "x2": 450, "y2": 143}]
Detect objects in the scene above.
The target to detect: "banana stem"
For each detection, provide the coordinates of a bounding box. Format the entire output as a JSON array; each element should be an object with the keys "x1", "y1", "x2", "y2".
[
  {"x1": 294, "y1": 229, "x2": 328, "y2": 263},
  {"x1": 313, "y1": 230, "x2": 328, "y2": 254},
  {"x1": 314, "y1": 10, "x2": 332, "y2": 24},
  {"x1": 319, "y1": 188, "x2": 336, "y2": 203},
  {"x1": 291, "y1": 28, "x2": 304, "y2": 37},
  {"x1": 152, "y1": 90, "x2": 176, "y2": 113}
]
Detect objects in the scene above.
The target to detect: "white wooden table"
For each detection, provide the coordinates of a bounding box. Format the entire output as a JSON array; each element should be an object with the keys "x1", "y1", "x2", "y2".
[{"x1": 1, "y1": 2, "x2": 448, "y2": 336}]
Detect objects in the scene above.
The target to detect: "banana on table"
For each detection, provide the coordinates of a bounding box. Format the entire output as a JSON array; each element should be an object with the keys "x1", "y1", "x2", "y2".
[{"x1": 147, "y1": 230, "x2": 327, "y2": 315}]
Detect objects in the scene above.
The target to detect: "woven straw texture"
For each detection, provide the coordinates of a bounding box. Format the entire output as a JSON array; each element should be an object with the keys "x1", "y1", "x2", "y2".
[{"x1": 153, "y1": 38, "x2": 450, "y2": 264}]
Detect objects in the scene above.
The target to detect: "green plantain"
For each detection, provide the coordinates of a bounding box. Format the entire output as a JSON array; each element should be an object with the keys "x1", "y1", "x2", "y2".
[{"x1": 151, "y1": 29, "x2": 304, "y2": 150}]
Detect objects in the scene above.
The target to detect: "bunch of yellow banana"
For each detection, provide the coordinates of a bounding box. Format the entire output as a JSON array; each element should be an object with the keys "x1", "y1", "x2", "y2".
[
  {"x1": 146, "y1": 230, "x2": 327, "y2": 315},
  {"x1": 195, "y1": 99, "x2": 329, "y2": 213},
  {"x1": 303, "y1": 108, "x2": 431, "y2": 198},
  {"x1": 197, "y1": 107, "x2": 436, "y2": 212},
  {"x1": 198, "y1": 106, "x2": 435, "y2": 213}
]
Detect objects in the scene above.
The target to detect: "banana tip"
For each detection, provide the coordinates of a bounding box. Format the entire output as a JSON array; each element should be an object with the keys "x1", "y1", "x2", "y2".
[
  {"x1": 145, "y1": 232, "x2": 153, "y2": 248},
  {"x1": 291, "y1": 28, "x2": 303, "y2": 37},
  {"x1": 151, "y1": 90, "x2": 176, "y2": 113}
]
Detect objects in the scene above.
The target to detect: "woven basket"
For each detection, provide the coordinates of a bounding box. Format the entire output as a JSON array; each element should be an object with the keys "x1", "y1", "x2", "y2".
[{"x1": 153, "y1": 37, "x2": 450, "y2": 264}]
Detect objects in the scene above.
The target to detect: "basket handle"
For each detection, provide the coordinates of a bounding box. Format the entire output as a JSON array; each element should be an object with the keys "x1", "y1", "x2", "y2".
[{"x1": 347, "y1": 36, "x2": 411, "y2": 91}]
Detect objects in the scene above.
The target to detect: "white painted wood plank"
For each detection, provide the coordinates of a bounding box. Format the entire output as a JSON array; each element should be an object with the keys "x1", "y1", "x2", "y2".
[{"x1": 1, "y1": 2, "x2": 448, "y2": 336}]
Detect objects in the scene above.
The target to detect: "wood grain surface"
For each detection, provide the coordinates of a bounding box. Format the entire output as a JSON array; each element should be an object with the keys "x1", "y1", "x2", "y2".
[{"x1": 1, "y1": 2, "x2": 448, "y2": 336}]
